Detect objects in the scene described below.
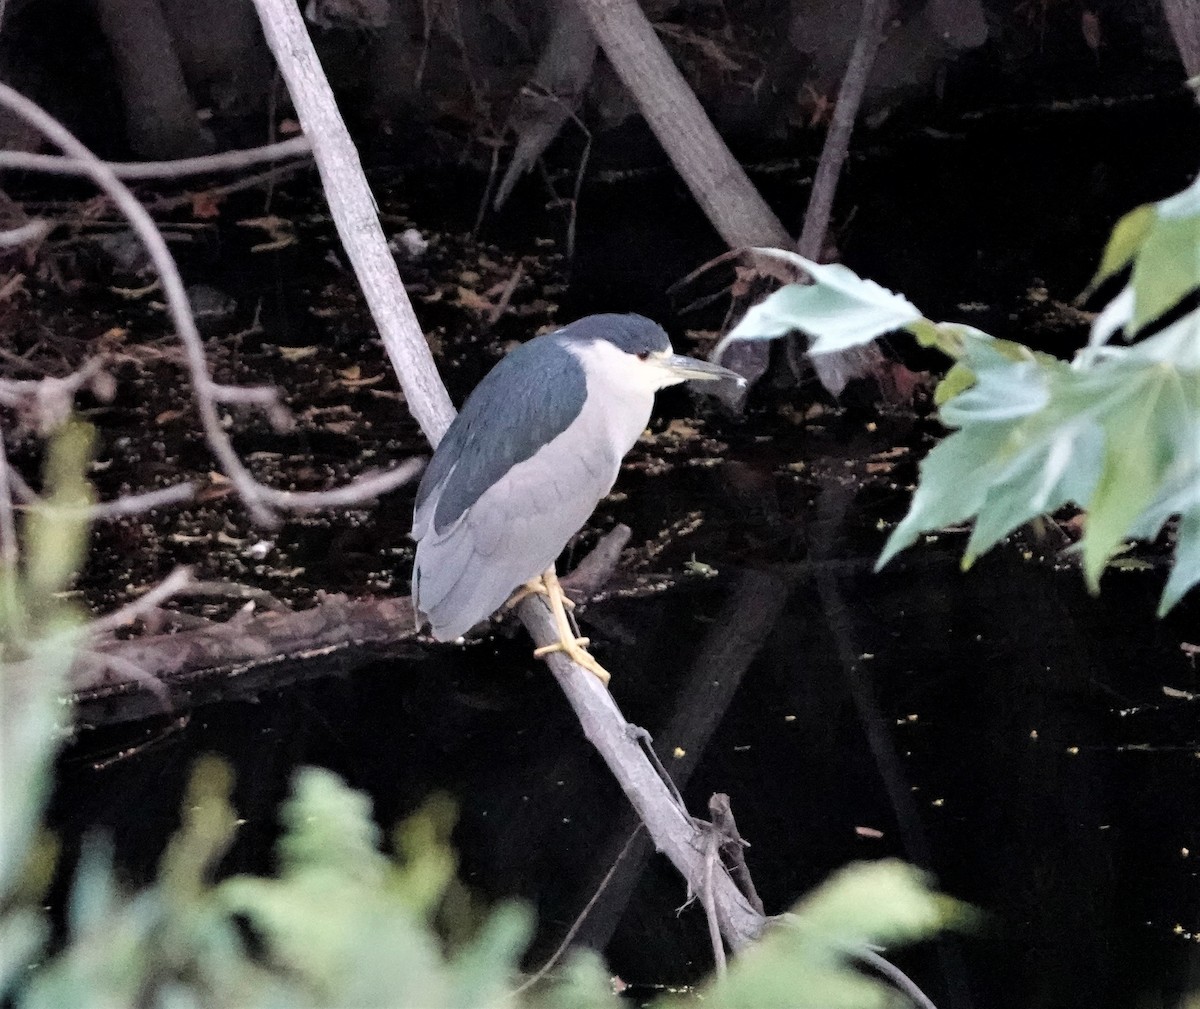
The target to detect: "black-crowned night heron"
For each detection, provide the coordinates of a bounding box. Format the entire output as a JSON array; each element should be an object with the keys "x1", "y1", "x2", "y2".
[{"x1": 411, "y1": 313, "x2": 742, "y2": 684}]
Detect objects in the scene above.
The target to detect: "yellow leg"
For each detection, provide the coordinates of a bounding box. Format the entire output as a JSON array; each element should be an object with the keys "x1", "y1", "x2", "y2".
[
  {"x1": 505, "y1": 574, "x2": 574, "y2": 612},
  {"x1": 530, "y1": 567, "x2": 610, "y2": 685}
]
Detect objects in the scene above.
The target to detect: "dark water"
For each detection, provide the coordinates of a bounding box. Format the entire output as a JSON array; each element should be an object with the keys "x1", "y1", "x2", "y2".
[{"x1": 46, "y1": 95, "x2": 1200, "y2": 1009}]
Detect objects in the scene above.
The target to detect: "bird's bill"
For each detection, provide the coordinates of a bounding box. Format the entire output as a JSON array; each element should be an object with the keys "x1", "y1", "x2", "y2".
[{"x1": 659, "y1": 354, "x2": 747, "y2": 386}]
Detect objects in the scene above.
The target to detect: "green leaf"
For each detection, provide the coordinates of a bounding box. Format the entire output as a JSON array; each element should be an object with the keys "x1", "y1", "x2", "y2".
[
  {"x1": 1160, "y1": 512, "x2": 1200, "y2": 615},
  {"x1": 1079, "y1": 366, "x2": 1181, "y2": 589},
  {"x1": 1129, "y1": 208, "x2": 1200, "y2": 335},
  {"x1": 713, "y1": 251, "x2": 922, "y2": 361},
  {"x1": 158, "y1": 756, "x2": 238, "y2": 903},
  {"x1": 25, "y1": 422, "x2": 94, "y2": 604},
  {"x1": 933, "y1": 362, "x2": 975, "y2": 405},
  {"x1": 1081, "y1": 202, "x2": 1154, "y2": 301}
]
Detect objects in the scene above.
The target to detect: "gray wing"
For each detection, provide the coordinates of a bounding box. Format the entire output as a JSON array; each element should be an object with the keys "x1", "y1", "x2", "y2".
[
  {"x1": 414, "y1": 333, "x2": 587, "y2": 535},
  {"x1": 413, "y1": 425, "x2": 621, "y2": 640}
]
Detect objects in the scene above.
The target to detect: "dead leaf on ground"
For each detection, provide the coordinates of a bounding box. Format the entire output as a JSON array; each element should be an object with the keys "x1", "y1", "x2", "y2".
[
  {"x1": 236, "y1": 215, "x2": 297, "y2": 253},
  {"x1": 190, "y1": 191, "x2": 225, "y2": 219},
  {"x1": 109, "y1": 280, "x2": 161, "y2": 300},
  {"x1": 454, "y1": 286, "x2": 495, "y2": 314},
  {"x1": 278, "y1": 345, "x2": 319, "y2": 362}
]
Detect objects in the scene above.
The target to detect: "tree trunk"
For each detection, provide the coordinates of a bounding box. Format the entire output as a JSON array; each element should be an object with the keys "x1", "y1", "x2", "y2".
[
  {"x1": 1162, "y1": 0, "x2": 1200, "y2": 81},
  {"x1": 571, "y1": 0, "x2": 791, "y2": 250},
  {"x1": 91, "y1": 0, "x2": 213, "y2": 158}
]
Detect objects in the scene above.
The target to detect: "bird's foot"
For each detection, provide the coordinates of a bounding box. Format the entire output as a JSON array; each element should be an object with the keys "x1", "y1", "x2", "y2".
[
  {"x1": 505, "y1": 575, "x2": 574, "y2": 611},
  {"x1": 534, "y1": 635, "x2": 611, "y2": 685},
  {"x1": 530, "y1": 565, "x2": 607, "y2": 685}
]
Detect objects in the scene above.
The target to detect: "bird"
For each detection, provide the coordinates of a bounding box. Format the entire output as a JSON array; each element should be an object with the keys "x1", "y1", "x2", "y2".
[{"x1": 411, "y1": 313, "x2": 744, "y2": 684}]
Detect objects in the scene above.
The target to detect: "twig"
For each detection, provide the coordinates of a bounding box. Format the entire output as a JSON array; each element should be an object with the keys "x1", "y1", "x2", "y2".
[
  {"x1": 509, "y1": 826, "x2": 644, "y2": 998},
  {"x1": 209, "y1": 382, "x2": 293, "y2": 430},
  {"x1": 792, "y1": 0, "x2": 891, "y2": 396},
  {"x1": 485, "y1": 261, "x2": 524, "y2": 328},
  {"x1": 699, "y1": 830, "x2": 728, "y2": 977},
  {"x1": 0, "y1": 219, "x2": 52, "y2": 247},
  {"x1": 10, "y1": 472, "x2": 197, "y2": 519},
  {"x1": 560, "y1": 523, "x2": 630, "y2": 601},
  {"x1": 709, "y1": 793, "x2": 764, "y2": 915},
  {"x1": 858, "y1": 949, "x2": 940, "y2": 1009},
  {"x1": 169, "y1": 579, "x2": 291, "y2": 614},
  {"x1": 77, "y1": 647, "x2": 172, "y2": 710},
  {"x1": 256, "y1": 458, "x2": 424, "y2": 511},
  {"x1": 87, "y1": 483, "x2": 197, "y2": 518},
  {"x1": 0, "y1": 357, "x2": 108, "y2": 431},
  {"x1": 142, "y1": 164, "x2": 309, "y2": 213},
  {"x1": 0, "y1": 136, "x2": 312, "y2": 181},
  {"x1": 0, "y1": 83, "x2": 278, "y2": 524},
  {"x1": 86, "y1": 566, "x2": 194, "y2": 636}
]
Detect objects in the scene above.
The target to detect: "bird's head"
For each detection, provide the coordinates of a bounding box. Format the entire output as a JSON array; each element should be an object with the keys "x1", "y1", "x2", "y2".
[{"x1": 562, "y1": 313, "x2": 746, "y2": 395}]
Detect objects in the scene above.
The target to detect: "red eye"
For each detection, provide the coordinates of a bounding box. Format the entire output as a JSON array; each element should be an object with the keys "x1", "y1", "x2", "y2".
[{"x1": 637, "y1": 351, "x2": 651, "y2": 360}]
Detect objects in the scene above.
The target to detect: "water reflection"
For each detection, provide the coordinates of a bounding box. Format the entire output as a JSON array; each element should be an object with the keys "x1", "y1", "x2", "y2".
[{"x1": 51, "y1": 431, "x2": 1200, "y2": 1009}]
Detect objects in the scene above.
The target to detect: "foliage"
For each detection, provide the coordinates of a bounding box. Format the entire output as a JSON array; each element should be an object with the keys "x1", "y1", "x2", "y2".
[
  {"x1": 717, "y1": 177, "x2": 1200, "y2": 614},
  {"x1": 0, "y1": 422, "x2": 92, "y2": 987}
]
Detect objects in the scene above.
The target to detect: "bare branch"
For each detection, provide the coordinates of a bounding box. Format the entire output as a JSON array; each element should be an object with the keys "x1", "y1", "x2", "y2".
[
  {"x1": 796, "y1": 0, "x2": 891, "y2": 260},
  {"x1": 0, "y1": 83, "x2": 279, "y2": 523},
  {"x1": 85, "y1": 483, "x2": 197, "y2": 518},
  {"x1": 249, "y1": 0, "x2": 456, "y2": 446},
  {"x1": 8, "y1": 467, "x2": 196, "y2": 519},
  {"x1": 142, "y1": 164, "x2": 309, "y2": 214},
  {"x1": 86, "y1": 566, "x2": 193, "y2": 636},
  {"x1": 258, "y1": 458, "x2": 424, "y2": 511},
  {"x1": 0, "y1": 357, "x2": 109, "y2": 432},
  {"x1": 794, "y1": 0, "x2": 891, "y2": 397},
  {"x1": 0, "y1": 136, "x2": 313, "y2": 180},
  {"x1": 510, "y1": 827, "x2": 644, "y2": 997},
  {"x1": 76, "y1": 647, "x2": 172, "y2": 709},
  {"x1": 561, "y1": 523, "x2": 631, "y2": 602},
  {"x1": 175, "y1": 579, "x2": 292, "y2": 613},
  {"x1": 0, "y1": 219, "x2": 52, "y2": 247},
  {"x1": 209, "y1": 382, "x2": 293, "y2": 430}
]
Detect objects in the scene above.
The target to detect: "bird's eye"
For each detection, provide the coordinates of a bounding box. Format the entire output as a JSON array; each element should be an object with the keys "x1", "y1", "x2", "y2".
[{"x1": 636, "y1": 350, "x2": 651, "y2": 361}]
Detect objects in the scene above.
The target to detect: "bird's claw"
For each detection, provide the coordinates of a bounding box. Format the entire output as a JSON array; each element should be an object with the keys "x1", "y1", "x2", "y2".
[
  {"x1": 506, "y1": 576, "x2": 575, "y2": 611},
  {"x1": 534, "y1": 635, "x2": 611, "y2": 685}
]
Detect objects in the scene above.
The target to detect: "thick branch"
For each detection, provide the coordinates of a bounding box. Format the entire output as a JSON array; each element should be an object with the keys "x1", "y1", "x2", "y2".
[
  {"x1": 249, "y1": 0, "x2": 456, "y2": 446},
  {"x1": 70, "y1": 595, "x2": 422, "y2": 728},
  {"x1": 570, "y1": 0, "x2": 789, "y2": 250},
  {"x1": 1162, "y1": 0, "x2": 1200, "y2": 81}
]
